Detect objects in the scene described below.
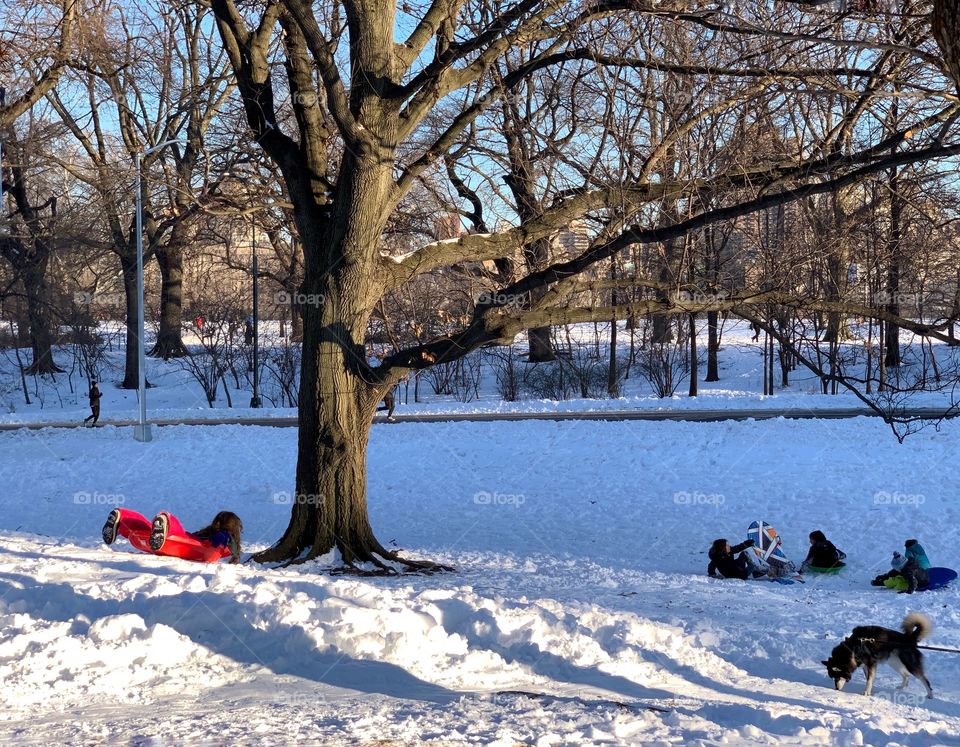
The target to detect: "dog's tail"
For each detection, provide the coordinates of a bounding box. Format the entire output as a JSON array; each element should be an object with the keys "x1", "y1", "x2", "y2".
[{"x1": 902, "y1": 612, "x2": 932, "y2": 641}]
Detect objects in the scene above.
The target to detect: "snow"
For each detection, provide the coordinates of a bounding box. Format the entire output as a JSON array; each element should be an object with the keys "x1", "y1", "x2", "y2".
[
  {"x1": 3, "y1": 319, "x2": 957, "y2": 426},
  {"x1": 2, "y1": 416, "x2": 960, "y2": 743}
]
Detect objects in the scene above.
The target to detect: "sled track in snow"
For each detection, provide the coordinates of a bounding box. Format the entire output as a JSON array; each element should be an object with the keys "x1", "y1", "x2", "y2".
[{"x1": 0, "y1": 406, "x2": 957, "y2": 431}]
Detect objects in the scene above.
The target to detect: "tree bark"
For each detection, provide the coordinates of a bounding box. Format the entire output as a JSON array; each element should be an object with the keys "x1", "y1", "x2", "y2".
[
  {"x1": 933, "y1": 1, "x2": 960, "y2": 94},
  {"x1": 149, "y1": 242, "x2": 189, "y2": 359},
  {"x1": 688, "y1": 313, "x2": 698, "y2": 396},
  {"x1": 705, "y1": 310, "x2": 720, "y2": 381},
  {"x1": 1, "y1": 149, "x2": 62, "y2": 375},
  {"x1": 22, "y1": 257, "x2": 62, "y2": 374},
  {"x1": 256, "y1": 312, "x2": 384, "y2": 563},
  {"x1": 884, "y1": 165, "x2": 903, "y2": 368},
  {"x1": 254, "y1": 149, "x2": 403, "y2": 566}
]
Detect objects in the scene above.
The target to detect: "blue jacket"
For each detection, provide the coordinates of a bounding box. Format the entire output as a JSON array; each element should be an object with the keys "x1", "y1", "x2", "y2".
[{"x1": 905, "y1": 541, "x2": 931, "y2": 570}]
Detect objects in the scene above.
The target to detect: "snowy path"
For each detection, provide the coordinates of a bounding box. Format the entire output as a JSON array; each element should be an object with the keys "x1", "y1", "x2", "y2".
[
  {"x1": 2, "y1": 418, "x2": 960, "y2": 744},
  {"x1": 0, "y1": 404, "x2": 958, "y2": 431}
]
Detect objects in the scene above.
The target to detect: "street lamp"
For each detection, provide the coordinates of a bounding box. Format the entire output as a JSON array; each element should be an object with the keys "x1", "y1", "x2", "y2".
[
  {"x1": 0, "y1": 87, "x2": 6, "y2": 237},
  {"x1": 250, "y1": 216, "x2": 261, "y2": 407},
  {"x1": 133, "y1": 139, "x2": 182, "y2": 442}
]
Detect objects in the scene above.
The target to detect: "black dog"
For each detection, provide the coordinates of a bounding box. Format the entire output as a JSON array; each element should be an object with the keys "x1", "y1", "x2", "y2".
[{"x1": 822, "y1": 613, "x2": 933, "y2": 697}]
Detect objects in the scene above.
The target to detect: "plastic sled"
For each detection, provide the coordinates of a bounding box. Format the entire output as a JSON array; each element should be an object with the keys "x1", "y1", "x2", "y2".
[
  {"x1": 127, "y1": 529, "x2": 231, "y2": 564},
  {"x1": 807, "y1": 562, "x2": 846, "y2": 575},
  {"x1": 747, "y1": 521, "x2": 796, "y2": 569},
  {"x1": 883, "y1": 567, "x2": 957, "y2": 592}
]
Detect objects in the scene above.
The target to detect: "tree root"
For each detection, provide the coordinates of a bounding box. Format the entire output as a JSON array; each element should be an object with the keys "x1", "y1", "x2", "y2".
[
  {"x1": 252, "y1": 542, "x2": 454, "y2": 575},
  {"x1": 25, "y1": 361, "x2": 64, "y2": 375},
  {"x1": 148, "y1": 338, "x2": 189, "y2": 359}
]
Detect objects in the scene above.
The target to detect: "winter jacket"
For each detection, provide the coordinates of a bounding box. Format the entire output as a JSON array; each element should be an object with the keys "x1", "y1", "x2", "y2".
[
  {"x1": 708, "y1": 541, "x2": 754, "y2": 580},
  {"x1": 905, "y1": 540, "x2": 931, "y2": 570},
  {"x1": 89, "y1": 386, "x2": 101, "y2": 408},
  {"x1": 801, "y1": 539, "x2": 845, "y2": 570}
]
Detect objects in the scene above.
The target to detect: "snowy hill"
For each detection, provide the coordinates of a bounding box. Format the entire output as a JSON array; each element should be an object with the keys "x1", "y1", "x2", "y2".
[{"x1": 1, "y1": 417, "x2": 959, "y2": 744}]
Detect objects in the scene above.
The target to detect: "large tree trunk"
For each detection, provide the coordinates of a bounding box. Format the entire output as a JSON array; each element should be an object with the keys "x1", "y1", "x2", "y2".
[
  {"x1": 149, "y1": 243, "x2": 188, "y2": 359},
  {"x1": 22, "y1": 257, "x2": 63, "y2": 375},
  {"x1": 526, "y1": 239, "x2": 554, "y2": 362},
  {"x1": 688, "y1": 313, "x2": 697, "y2": 397},
  {"x1": 821, "y1": 197, "x2": 850, "y2": 343},
  {"x1": 705, "y1": 310, "x2": 720, "y2": 381},
  {"x1": 884, "y1": 184, "x2": 902, "y2": 367},
  {"x1": 933, "y1": 1, "x2": 960, "y2": 94},
  {"x1": 256, "y1": 312, "x2": 383, "y2": 563},
  {"x1": 254, "y1": 152, "x2": 403, "y2": 567}
]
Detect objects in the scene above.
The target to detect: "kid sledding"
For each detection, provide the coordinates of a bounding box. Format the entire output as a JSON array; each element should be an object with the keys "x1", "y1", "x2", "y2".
[
  {"x1": 102, "y1": 508, "x2": 243, "y2": 564},
  {"x1": 871, "y1": 539, "x2": 958, "y2": 593},
  {"x1": 708, "y1": 521, "x2": 805, "y2": 584},
  {"x1": 707, "y1": 526, "x2": 956, "y2": 591}
]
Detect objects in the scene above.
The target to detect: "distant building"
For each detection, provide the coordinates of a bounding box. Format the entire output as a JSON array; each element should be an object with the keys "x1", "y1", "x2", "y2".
[
  {"x1": 553, "y1": 220, "x2": 590, "y2": 258},
  {"x1": 434, "y1": 213, "x2": 462, "y2": 240}
]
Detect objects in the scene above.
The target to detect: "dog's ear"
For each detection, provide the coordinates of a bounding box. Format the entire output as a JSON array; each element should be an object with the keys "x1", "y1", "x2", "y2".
[{"x1": 821, "y1": 660, "x2": 830, "y2": 666}]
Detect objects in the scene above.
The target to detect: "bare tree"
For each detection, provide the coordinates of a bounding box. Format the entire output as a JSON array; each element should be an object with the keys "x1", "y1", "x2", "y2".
[
  {"x1": 208, "y1": 0, "x2": 960, "y2": 569},
  {"x1": 0, "y1": 0, "x2": 76, "y2": 129},
  {"x1": 0, "y1": 127, "x2": 63, "y2": 373},
  {"x1": 47, "y1": 0, "x2": 232, "y2": 386}
]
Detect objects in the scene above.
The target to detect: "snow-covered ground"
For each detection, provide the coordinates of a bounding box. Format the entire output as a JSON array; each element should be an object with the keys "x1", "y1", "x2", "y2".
[
  {"x1": 1, "y1": 319, "x2": 958, "y2": 425},
  {"x1": 2, "y1": 416, "x2": 959, "y2": 744}
]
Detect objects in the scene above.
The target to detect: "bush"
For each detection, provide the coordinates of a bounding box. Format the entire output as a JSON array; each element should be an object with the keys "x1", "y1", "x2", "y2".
[{"x1": 523, "y1": 348, "x2": 616, "y2": 400}]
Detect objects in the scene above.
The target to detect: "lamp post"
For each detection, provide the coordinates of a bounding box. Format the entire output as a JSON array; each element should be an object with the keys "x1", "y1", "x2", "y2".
[
  {"x1": 250, "y1": 217, "x2": 261, "y2": 407},
  {"x1": 133, "y1": 139, "x2": 182, "y2": 442},
  {"x1": 0, "y1": 87, "x2": 6, "y2": 236}
]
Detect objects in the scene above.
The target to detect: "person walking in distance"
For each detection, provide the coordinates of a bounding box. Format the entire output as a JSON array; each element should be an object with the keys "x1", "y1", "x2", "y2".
[{"x1": 84, "y1": 382, "x2": 102, "y2": 426}]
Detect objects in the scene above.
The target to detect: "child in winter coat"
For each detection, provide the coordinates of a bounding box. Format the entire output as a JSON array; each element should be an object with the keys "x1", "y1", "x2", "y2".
[
  {"x1": 708, "y1": 538, "x2": 765, "y2": 580},
  {"x1": 799, "y1": 530, "x2": 846, "y2": 572},
  {"x1": 871, "y1": 538, "x2": 930, "y2": 593}
]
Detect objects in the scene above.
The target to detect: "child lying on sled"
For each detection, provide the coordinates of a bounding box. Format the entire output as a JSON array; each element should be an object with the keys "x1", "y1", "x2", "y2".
[{"x1": 102, "y1": 508, "x2": 243, "y2": 564}]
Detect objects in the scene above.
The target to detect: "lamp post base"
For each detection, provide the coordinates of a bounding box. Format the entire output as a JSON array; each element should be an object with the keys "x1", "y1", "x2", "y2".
[
  {"x1": 133, "y1": 423, "x2": 153, "y2": 442},
  {"x1": 250, "y1": 395, "x2": 261, "y2": 408}
]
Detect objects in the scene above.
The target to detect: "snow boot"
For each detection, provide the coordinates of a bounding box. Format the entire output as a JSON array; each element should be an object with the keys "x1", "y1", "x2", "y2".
[
  {"x1": 101, "y1": 509, "x2": 120, "y2": 545},
  {"x1": 149, "y1": 513, "x2": 169, "y2": 552}
]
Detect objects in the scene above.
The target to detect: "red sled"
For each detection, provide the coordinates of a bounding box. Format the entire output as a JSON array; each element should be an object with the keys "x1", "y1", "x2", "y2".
[
  {"x1": 126, "y1": 529, "x2": 230, "y2": 563},
  {"x1": 112, "y1": 509, "x2": 231, "y2": 563}
]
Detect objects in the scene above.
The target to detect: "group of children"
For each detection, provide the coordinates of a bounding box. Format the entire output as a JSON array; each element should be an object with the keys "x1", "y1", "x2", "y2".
[{"x1": 707, "y1": 530, "x2": 931, "y2": 593}]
